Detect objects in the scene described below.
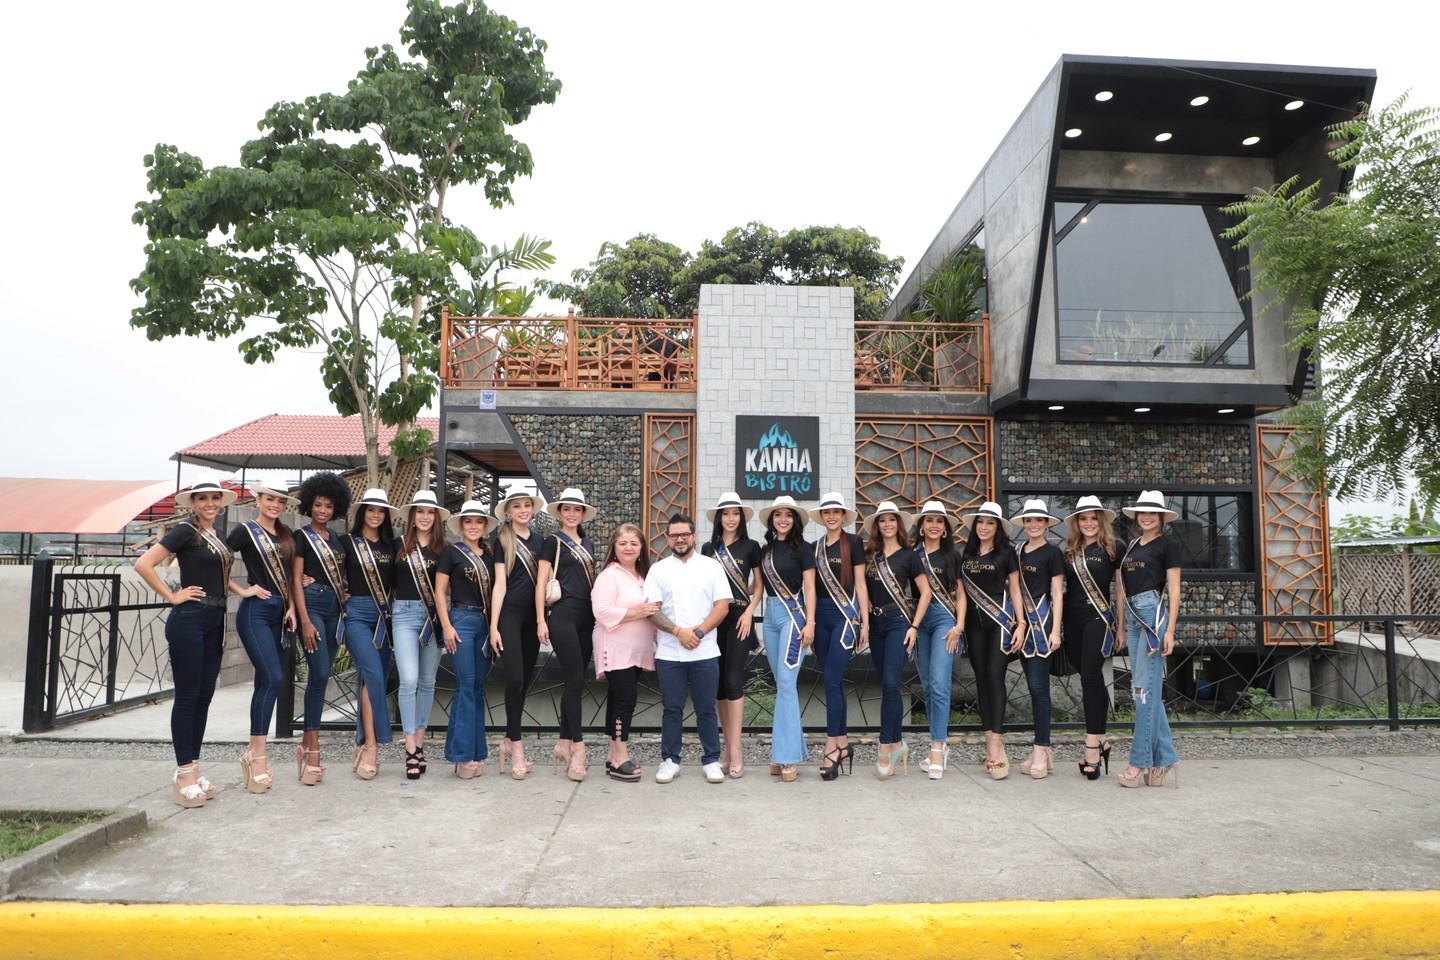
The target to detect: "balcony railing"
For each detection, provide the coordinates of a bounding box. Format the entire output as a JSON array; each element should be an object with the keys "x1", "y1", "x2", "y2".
[
  {"x1": 854, "y1": 316, "x2": 990, "y2": 392},
  {"x1": 441, "y1": 309, "x2": 696, "y2": 391}
]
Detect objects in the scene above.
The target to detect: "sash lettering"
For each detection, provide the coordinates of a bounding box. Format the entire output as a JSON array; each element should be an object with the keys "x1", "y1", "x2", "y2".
[
  {"x1": 243, "y1": 521, "x2": 291, "y2": 607},
  {"x1": 1120, "y1": 538, "x2": 1168, "y2": 656},
  {"x1": 1014, "y1": 545, "x2": 1055, "y2": 658},
  {"x1": 961, "y1": 565, "x2": 1016, "y2": 644},
  {"x1": 553, "y1": 532, "x2": 596, "y2": 589},
  {"x1": 814, "y1": 538, "x2": 862, "y2": 651},
  {"x1": 301, "y1": 526, "x2": 347, "y2": 645},
  {"x1": 405, "y1": 548, "x2": 439, "y2": 647},
  {"x1": 350, "y1": 535, "x2": 391, "y2": 650},
  {"x1": 713, "y1": 542, "x2": 751, "y2": 604},
  {"x1": 1071, "y1": 546, "x2": 1117, "y2": 656},
  {"x1": 761, "y1": 549, "x2": 807, "y2": 669}
]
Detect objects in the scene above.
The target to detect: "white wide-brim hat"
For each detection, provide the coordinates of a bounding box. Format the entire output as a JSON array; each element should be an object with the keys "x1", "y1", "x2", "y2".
[
  {"x1": 959, "y1": 501, "x2": 1014, "y2": 533},
  {"x1": 808, "y1": 491, "x2": 858, "y2": 527},
  {"x1": 494, "y1": 486, "x2": 546, "y2": 523},
  {"x1": 403, "y1": 489, "x2": 452, "y2": 523},
  {"x1": 174, "y1": 480, "x2": 237, "y2": 509},
  {"x1": 1011, "y1": 498, "x2": 1060, "y2": 527},
  {"x1": 705, "y1": 491, "x2": 754, "y2": 524},
  {"x1": 545, "y1": 487, "x2": 598, "y2": 523},
  {"x1": 447, "y1": 500, "x2": 498, "y2": 538},
  {"x1": 1122, "y1": 489, "x2": 1178, "y2": 521},
  {"x1": 758, "y1": 495, "x2": 809, "y2": 527},
  {"x1": 354, "y1": 487, "x2": 401, "y2": 521},
  {"x1": 861, "y1": 500, "x2": 915, "y2": 535},
  {"x1": 248, "y1": 484, "x2": 299, "y2": 505},
  {"x1": 1064, "y1": 495, "x2": 1117, "y2": 525}
]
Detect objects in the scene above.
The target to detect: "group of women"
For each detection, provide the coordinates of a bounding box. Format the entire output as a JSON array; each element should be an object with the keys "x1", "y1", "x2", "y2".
[{"x1": 136, "y1": 475, "x2": 1182, "y2": 808}]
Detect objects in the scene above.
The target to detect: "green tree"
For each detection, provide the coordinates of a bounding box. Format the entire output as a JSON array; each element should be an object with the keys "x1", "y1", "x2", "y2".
[
  {"x1": 539, "y1": 234, "x2": 692, "y2": 318},
  {"x1": 1224, "y1": 96, "x2": 1440, "y2": 507},
  {"x1": 131, "y1": 0, "x2": 560, "y2": 488},
  {"x1": 436, "y1": 231, "x2": 556, "y2": 318}
]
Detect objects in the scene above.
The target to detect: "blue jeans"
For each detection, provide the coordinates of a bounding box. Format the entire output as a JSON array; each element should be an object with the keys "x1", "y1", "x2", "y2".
[
  {"x1": 392, "y1": 599, "x2": 443, "y2": 736},
  {"x1": 867, "y1": 606, "x2": 910, "y2": 744},
  {"x1": 813, "y1": 597, "x2": 855, "y2": 736},
  {"x1": 915, "y1": 603, "x2": 957, "y2": 743},
  {"x1": 656, "y1": 657, "x2": 720, "y2": 765},
  {"x1": 344, "y1": 596, "x2": 393, "y2": 745},
  {"x1": 165, "y1": 601, "x2": 225, "y2": 766},
  {"x1": 1125, "y1": 590, "x2": 1178, "y2": 768},
  {"x1": 236, "y1": 593, "x2": 286, "y2": 737},
  {"x1": 1022, "y1": 653, "x2": 1053, "y2": 746},
  {"x1": 444, "y1": 607, "x2": 492, "y2": 763},
  {"x1": 763, "y1": 597, "x2": 808, "y2": 764},
  {"x1": 300, "y1": 584, "x2": 341, "y2": 732}
]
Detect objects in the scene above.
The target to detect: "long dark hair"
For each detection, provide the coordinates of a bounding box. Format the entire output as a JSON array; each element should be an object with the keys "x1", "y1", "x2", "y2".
[
  {"x1": 762, "y1": 510, "x2": 806, "y2": 560},
  {"x1": 962, "y1": 521, "x2": 1003, "y2": 559},
  {"x1": 708, "y1": 506, "x2": 752, "y2": 547},
  {"x1": 912, "y1": 514, "x2": 960, "y2": 572},
  {"x1": 864, "y1": 515, "x2": 910, "y2": 564},
  {"x1": 603, "y1": 522, "x2": 651, "y2": 577},
  {"x1": 350, "y1": 502, "x2": 395, "y2": 543},
  {"x1": 401, "y1": 505, "x2": 450, "y2": 558}
]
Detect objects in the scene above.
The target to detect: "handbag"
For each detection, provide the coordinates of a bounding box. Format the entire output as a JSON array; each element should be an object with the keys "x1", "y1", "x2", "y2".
[{"x1": 545, "y1": 577, "x2": 562, "y2": 606}]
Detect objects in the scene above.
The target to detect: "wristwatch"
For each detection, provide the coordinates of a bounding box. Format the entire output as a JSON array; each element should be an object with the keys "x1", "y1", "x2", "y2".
[{"x1": 694, "y1": 629, "x2": 706, "y2": 640}]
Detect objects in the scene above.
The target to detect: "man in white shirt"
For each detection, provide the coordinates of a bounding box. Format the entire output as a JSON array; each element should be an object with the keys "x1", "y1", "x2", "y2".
[{"x1": 645, "y1": 513, "x2": 732, "y2": 783}]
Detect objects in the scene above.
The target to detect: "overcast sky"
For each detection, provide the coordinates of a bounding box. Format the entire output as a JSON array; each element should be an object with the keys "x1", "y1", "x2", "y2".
[{"x1": 0, "y1": 0, "x2": 1432, "y2": 513}]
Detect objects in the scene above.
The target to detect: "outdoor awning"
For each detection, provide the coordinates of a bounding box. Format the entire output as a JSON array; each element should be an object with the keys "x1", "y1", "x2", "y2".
[
  {"x1": 0, "y1": 478, "x2": 175, "y2": 534},
  {"x1": 173, "y1": 413, "x2": 441, "y2": 471}
]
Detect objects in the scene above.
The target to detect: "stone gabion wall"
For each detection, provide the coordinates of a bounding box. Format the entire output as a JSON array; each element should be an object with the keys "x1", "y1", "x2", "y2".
[
  {"x1": 997, "y1": 421, "x2": 1252, "y2": 486},
  {"x1": 506, "y1": 413, "x2": 643, "y2": 547}
]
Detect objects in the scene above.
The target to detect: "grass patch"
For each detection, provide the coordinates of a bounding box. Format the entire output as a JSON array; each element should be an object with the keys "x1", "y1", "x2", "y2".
[{"x1": 0, "y1": 811, "x2": 107, "y2": 861}]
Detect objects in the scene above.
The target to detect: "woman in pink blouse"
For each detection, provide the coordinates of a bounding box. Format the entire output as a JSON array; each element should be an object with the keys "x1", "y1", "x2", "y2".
[{"x1": 591, "y1": 522, "x2": 660, "y2": 782}]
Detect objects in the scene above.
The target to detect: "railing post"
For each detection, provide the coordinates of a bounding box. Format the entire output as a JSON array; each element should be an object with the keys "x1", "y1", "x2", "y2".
[
  {"x1": 566, "y1": 308, "x2": 577, "y2": 388},
  {"x1": 439, "y1": 306, "x2": 451, "y2": 387},
  {"x1": 276, "y1": 643, "x2": 296, "y2": 739},
  {"x1": 105, "y1": 575, "x2": 122, "y2": 707},
  {"x1": 1384, "y1": 619, "x2": 1401, "y2": 731},
  {"x1": 22, "y1": 552, "x2": 54, "y2": 733}
]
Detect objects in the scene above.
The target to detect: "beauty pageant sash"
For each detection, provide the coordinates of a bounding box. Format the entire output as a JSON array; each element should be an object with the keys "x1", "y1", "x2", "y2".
[
  {"x1": 554, "y1": 532, "x2": 596, "y2": 589},
  {"x1": 243, "y1": 521, "x2": 290, "y2": 606},
  {"x1": 920, "y1": 550, "x2": 956, "y2": 618},
  {"x1": 961, "y1": 566, "x2": 1016, "y2": 644},
  {"x1": 350, "y1": 535, "x2": 391, "y2": 650},
  {"x1": 1120, "y1": 538, "x2": 1168, "y2": 656},
  {"x1": 180, "y1": 521, "x2": 234, "y2": 587},
  {"x1": 1015, "y1": 546, "x2": 1055, "y2": 659},
  {"x1": 1071, "y1": 546, "x2": 1117, "y2": 656},
  {"x1": 405, "y1": 547, "x2": 439, "y2": 647},
  {"x1": 761, "y1": 549, "x2": 806, "y2": 669},
  {"x1": 301, "y1": 526, "x2": 347, "y2": 645},
  {"x1": 713, "y1": 541, "x2": 751, "y2": 604},
  {"x1": 814, "y1": 538, "x2": 861, "y2": 651}
]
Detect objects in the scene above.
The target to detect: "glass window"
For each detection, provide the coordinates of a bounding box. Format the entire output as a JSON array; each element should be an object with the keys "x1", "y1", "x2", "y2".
[
  {"x1": 1054, "y1": 201, "x2": 1251, "y2": 366},
  {"x1": 1000, "y1": 492, "x2": 1253, "y2": 573}
]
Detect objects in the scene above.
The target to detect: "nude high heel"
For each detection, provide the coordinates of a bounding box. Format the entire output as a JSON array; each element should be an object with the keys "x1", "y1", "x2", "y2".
[
  {"x1": 1147, "y1": 762, "x2": 1180, "y2": 788},
  {"x1": 172, "y1": 764, "x2": 208, "y2": 808},
  {"x1": 239, "y1": 749, "x2": 273, "y2": 794}
]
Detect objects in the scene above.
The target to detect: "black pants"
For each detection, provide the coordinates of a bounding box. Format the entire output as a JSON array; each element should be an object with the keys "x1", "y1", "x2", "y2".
[
  {"x1": 166, "y1": 602, "x2": 225, "y2": 766},
  {"x1": 547, "y1": 599, "x2": 595, "y2": 742},
  {"x1": 1063, "y1": 609, "x2": 1111, "y2": 735},
  {"x1": 714, "y1": 604, "x2": 750, "y2": 702},
  {"x1": 498, "y1": 606, "x2": 540, "y2": 741},
  {"x1": 606, "y1": 666, "x2": 641, "y2": 742},
  {"x1": 965, "y1": 613, "x2": 1010, "y2": 733}
]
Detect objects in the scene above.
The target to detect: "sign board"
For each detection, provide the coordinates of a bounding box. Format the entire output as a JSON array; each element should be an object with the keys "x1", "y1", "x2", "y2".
[
  {"x1": 478, "y1": 389, "x2": 497, "y2": 411},
  {"x1": 735, "y1": 415, "x2": 819, "y2": 497}
]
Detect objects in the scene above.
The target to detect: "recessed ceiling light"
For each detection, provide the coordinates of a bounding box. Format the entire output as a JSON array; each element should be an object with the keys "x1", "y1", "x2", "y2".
[
  {"x1": 1154, "y1": 132, "x2": 1172, "y2": 143},
  {"x1": 1218, "y1": 407, "x2": 1235, "y2": 414},
  {"x1": 1285, "y1": 100, "x2": 1304, "y2": 111},
  {"x1": 1048, "y1": 405, "x2": 1065, "y2": 411},
  {"x1": 1190, "y1": 95, "x2": 1210, "y2": 106},
  {"x1": 1065, "y1": 128, "x2": 1083, "y2": 138},
  {"x1": 1079, "y1": 216, "x2": 1088, "y2": 223},
  {"x1": 1094, "y1": 91, "x2": 1113, "y2": 102},
  {"x1": 1134, "y1": 407, "x2": 1151, "y2": 413},
  {"x1": 1242, "y1": 136, "x2": 1261, "y2": 146}
]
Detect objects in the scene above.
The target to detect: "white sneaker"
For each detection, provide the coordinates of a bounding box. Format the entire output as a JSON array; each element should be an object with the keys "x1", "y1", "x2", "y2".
[
  {"x1": 702, "y1": 762, "x2": 725, "y2": 783},
  {"x1": 655, "y1": 759, "x2": 681, "y2": 783}
]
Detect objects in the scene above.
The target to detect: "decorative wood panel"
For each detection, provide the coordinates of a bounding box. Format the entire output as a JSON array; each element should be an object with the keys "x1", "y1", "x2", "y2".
[
  {"x1": 642, "y1": 415, "x2": 695, "y2": 556},
  {"x1": 855, "y1": 417, "x2": 992, "y2": 519},
  {"x1": 1257, "y1": 425, "x2": 1333, "y2": 644}
]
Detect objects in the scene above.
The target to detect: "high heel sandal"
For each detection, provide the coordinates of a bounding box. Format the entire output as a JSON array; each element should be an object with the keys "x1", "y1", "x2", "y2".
[
  {"x1": 1100, "y1": 739, "x2": 1112, "y2": 775},
  {"x1": 769, "y1": 763, "x2": 783, "y2": 776},
  {"x1": 455, "y1": 760, "x2": 483, "y2": 779},
  {"x1": 927, "y1": 745, "x2": 948, "y2": 781},
  {"x1": 297, "y1": 746, "x2": 325, "y2": 786},
  {"x1": 984, "y1": 733, "x2": 1010, "y2": 781},
  {"x1": 567, "y1": 743, "x2": 588, "y2": 782},
  {"x1": 606, "y1": 758, "x2": 641, "y2": 782},
  {"x1": 172, "y1": 764, "x2": 208, "y2": 808},
  {"x1": 239, "y1": 749, "x2": 273, "y2": 794},
  {"x1": 1117, "y1": 765, "x2": 1145, "y2": 788},
  {"x1": 1028, "y1": 745, "x2": 1053, "y2": 780},
  {"x1": 838, "y1": 744, "x2": 855, "y2": 776},
  {"x1": 727, "y1": 750, "x2": 744, "y2": 780},
  {"x1": 875, "y1": 741, "x2": 909, "y2": 780},
  {"x1": 552, "y1": 741, "x2": 572, "y2": 776},
  {"x1": 819, "y1": 747, "x2": 843, "y2": 781},
  {"x1": 404, "y1": 748, "x2": 423, "y2": 781},
  {"x1": 353, "y1": 744, "x2": 379, "y2": 780},
  {"x1": 415, "y1": 744, "x2": 427, "y2": 776},
  {"x1": 781, "y1": 764, "x2": 798, "y2": 782},
  {"x1": 1079, "y1": 741, "x2": 1102, "y2": 781},
  {"x1": 193, "y1": 765, "x2": 217, "y2": 798},
  {"x1": 501, "y1": 740, "x2": 529, "y2": 781},
  {"x1": 1146, "y1": 762, "x2": 1180, "y2": 789}
]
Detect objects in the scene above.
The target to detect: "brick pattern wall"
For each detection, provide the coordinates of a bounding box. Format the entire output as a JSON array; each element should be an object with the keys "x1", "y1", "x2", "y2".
[{"x1": 507, "y1": 413, "x2": 643, "y2": 546}]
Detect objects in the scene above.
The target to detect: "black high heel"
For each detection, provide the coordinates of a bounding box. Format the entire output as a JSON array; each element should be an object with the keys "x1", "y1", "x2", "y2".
[
  {"x1": 415, "y1": 744, "x2": 427, "y2": 776},
  {"x1": 819, "y1": 747, "x2": 843, "y2": 781},
  {"x1": 405, "y1": 748, "x2": 422, "y2": 781},
  {"x1": 1079, "y1": 741, "x2": 1102, "y2": 781},
  {"x1": 1100, "y1": 739, "x2": 1112, "y2": 775},
  {"x1": 838, "y1": 744, "x2": 855, "y2": 776}
]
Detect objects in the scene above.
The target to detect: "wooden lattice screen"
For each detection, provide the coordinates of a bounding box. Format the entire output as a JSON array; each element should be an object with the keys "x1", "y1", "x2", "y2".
[
  {"x1": 642, "y1": 414, "x2": 695, "y2": 556},
  {"x1": 1257, "y1": 425, "x2": 1333, "y2": 644},
  {"x1": 855, "y1": 416, "x2": 992, "y2": 518}
]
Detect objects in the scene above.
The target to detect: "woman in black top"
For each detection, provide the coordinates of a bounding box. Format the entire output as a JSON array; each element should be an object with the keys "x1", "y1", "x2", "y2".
[
  {"x1": 910, "y1": 501, "x2": 967, "y2": 780},
  {"x1": 1117, "y1": 490, "x2": 1182, "y2": 789},
  {"x1": 437, "y1": 500, "x2": 498, "y2": 779},
  {"x1": 135, "y1": 479, "x2": 241, "y2": 807},
  {"x1": 489, "y1": 487, "x2": 545, "y2": 780},
  {"x1": 1011, "y1": 499, "x2": 1066, "y2": 780},
  {"x1": 536, "y1": 487, "x2": 600, "y2": 782},
  {"x1": 226, "y1": 484, "x2": 299, "y2": 795},
  {"x1": 861, "y1": 500, "x2": 932, "y2": 780},
  {"x1": 343, "y1": 488, "x2": 399, "y2": 780},
  {"x1": 392, "y1": 490, "x2": 450, "y2": 780},
  {"x1": 808, "y1": 492, "x2": 870, "y2": 780},
  {"x1": 701, "y1": 492, "x2": 763, "y2": 779},
  {"x1": 959, "y1": 501, "x2": 1026, "y2": 779},
  {"x1": 289, "y1": 472, "x2": 351, "y2": 786},
  {"x1": 757, "y1": 496, "x2": 815, "y2": 782},
  {"x1": 1061, "y1": 496, "x2": 1125, "y2": 780}
]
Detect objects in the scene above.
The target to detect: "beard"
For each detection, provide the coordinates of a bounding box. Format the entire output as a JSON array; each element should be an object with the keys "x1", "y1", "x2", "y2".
[{"x1": 671, "y1": 539, "x2": 693, "y2": 558}]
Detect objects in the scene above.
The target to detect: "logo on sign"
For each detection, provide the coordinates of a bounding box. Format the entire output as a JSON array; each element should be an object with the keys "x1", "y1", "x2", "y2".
[{"x1": 736, "y1": 415, "x2": 818, "y2": 496}]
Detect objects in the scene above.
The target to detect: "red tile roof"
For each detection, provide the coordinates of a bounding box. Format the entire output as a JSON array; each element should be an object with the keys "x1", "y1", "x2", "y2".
[{"x1": 173, "y1": 414, "x2": 442, "y2": 470}]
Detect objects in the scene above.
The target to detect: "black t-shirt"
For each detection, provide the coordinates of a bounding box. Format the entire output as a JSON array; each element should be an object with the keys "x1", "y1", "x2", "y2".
[
  {"x1": 920, "y1": 548, "x2": 960, "y2": 595},
  {"x1": 814, "y1": 532, "x2": 866, "y2": 600},
  {"x1": 225, "y1": 523, "x2": 291, "y2": 593},
  {"x1": 1017, "y1": 542, "x2": 1064, "y2": 605},
  {"x1": 393, "y1": 543, "x2": 442, "y2": 602},
  {"x1": 760, "y1": 538, "x2": 815, "y2": 597},
  {"x1": 1121, "y1": 536, "x2": 1182, "y2": 595},
  {"x1": 436, "y1": 543, "x2": 496, "y2": 609},
  {"x1": 294, "y1": 527, "x2": 347, "y2": 591},
  {"x1": 159, "y1": 522, "x2": 229, "y2": 599},
  {"x1": 1064, "y1": 542, "x2": 1119, "y2": 617},
  {"x1": 493, "y1": 529, "x2": 544, "y2": 608},
  {"x1": 540, "y1": 533, "x2": 598, "y2": 604},
  {"x1": 343, "y1": 534, "x2": 396, "y2": 599},
  {"x1": 865, "y1": 547, "x2": 923, "y2": 608},
  {"x1": 960, "y1": 545, "x2": 1018, "y2": 600},
  {"x1": 701, "y1": 538, "x2": 762, "y2": 603}
]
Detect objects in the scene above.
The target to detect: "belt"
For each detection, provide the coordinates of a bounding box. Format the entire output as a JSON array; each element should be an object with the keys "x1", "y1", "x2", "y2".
[
  {"x1": 191, "y1": 595, "x2": 226, "y2": 608},
  {"x1": 870, "y1": 602, "x2": 906, "y2": 618},
  {"x1": 453, "y1": 603, "x2": 485, "y2": 613}
]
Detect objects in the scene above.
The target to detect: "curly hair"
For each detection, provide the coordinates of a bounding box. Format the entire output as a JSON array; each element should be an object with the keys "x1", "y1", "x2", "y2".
[{"x1": 297, "y1": 472, "x2": 352, "y2": 520}]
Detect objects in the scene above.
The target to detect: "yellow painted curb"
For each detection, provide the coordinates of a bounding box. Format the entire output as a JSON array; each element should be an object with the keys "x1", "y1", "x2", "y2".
[{"x1": 3, "y1": 891, "x2": 1439, "y2": 959}]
